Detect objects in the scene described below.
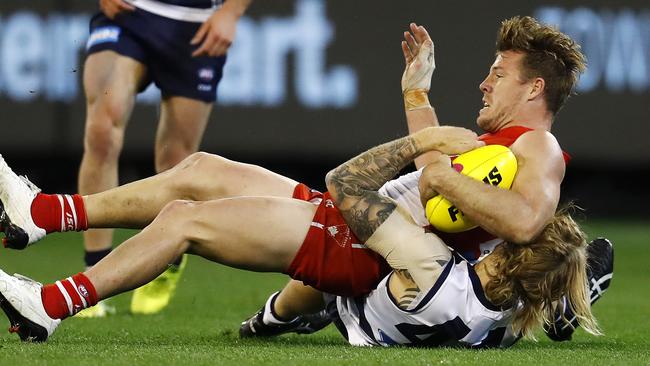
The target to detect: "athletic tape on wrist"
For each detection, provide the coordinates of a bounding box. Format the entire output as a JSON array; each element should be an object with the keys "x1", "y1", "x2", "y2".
[{"x1": 403, "y1": 89, "x2": 431, "y2": 111}]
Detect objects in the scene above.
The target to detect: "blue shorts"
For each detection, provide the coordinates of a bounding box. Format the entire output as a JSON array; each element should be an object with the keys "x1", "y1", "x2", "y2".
[{"x1": 86, "y1": 10, "x2": 226, "y2": 103}]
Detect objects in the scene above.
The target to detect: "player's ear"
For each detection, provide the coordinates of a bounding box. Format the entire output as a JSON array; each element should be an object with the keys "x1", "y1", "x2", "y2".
[{"x1": 528, "y1": 77, "x2": 545, "y2": 100}]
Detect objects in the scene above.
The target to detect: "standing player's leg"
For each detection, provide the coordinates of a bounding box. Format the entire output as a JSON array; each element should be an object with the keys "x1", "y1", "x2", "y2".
[
  {"x1": 0, "y1": 197, "x2": 315, "y2": 342},
  {"x1": 131, "y1": 95, "x2": 212, "y2": 314},
  {"x1": 127, "y1": 0, "x2": 230, "y2": 311},
  {"x1": 154, "y1": 96, "x2": 212, "y2": 172},
  {"x1": 80, "y1": 51, "x2": 145, "y2": 254},
  {"x1": 77, "y1": 51, "x2": 147, "y2": 317}
]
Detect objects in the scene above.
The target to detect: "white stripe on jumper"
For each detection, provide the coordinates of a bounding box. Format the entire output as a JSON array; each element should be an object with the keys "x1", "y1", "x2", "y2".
[
  {"x1": 67, "y1": 277, "x2": 87, "y2": 308},
  {"x1": 128, "y1": 0, "x2": 217, "y2": 23},
  {"x1": 55, "y1": 280, "x2": 74, "y2": 316},
  {"x1": 56, "y1": 195, "x2": 65, "y2": 232}
]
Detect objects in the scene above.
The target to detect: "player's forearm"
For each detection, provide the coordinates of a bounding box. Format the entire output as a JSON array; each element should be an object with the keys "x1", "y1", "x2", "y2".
[
  {"x1": 326, "y1": 135, "x2": 422, "y2": 200},
  {"x1": 424, "y1": 168, "x2": 545, "y2": 243},
  {"x1": 404, "y1": 94, "x2": 440, "y2": 169},
  {"x1": 325, "y1": 132, "x2": 430, "y2": 241},
  {"x1": 326, "y1": 127, "x2": 449, "y2": 196}
]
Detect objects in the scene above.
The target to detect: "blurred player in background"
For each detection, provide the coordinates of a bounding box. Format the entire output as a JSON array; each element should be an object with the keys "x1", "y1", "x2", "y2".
[
  {"x1": 79, "y1": 0, "x2": 253, "y2": 316},
  {"x1": 241, "y1": 17, "x2": 613, "y2": 342}
]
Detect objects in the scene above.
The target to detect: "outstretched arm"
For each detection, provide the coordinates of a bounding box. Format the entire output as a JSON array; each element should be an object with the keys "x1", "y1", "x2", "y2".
[{"x1": 401, "y1": 23, "x2": 442, "y2": 169}]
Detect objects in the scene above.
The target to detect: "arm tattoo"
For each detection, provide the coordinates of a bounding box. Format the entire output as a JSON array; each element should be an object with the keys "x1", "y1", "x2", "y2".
[{"x1": 326, "y1": 136, "x2": 422, "y2": 242}]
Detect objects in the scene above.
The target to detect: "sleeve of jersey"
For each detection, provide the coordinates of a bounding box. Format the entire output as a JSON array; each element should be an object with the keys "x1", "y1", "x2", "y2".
[
  {"x1": 365, "y1": 207, "x2": 452, "y2": 291},
  {"x1": 378, "y1": 169, "x2": 428, "y2": 227}
]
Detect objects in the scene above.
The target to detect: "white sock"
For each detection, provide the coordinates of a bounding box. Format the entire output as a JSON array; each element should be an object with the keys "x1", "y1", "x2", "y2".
[{"x1": 262, "y1": 292, "x2": 298, "y2": 325}]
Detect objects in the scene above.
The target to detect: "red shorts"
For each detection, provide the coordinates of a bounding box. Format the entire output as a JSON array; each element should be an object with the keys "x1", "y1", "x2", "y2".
[{"x1": 285, "y1": 184, "x2": 391, "y2": 297}]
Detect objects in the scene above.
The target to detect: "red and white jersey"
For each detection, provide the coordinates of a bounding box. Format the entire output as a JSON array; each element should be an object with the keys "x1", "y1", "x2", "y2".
[
  {"x1": 329, "y1": 254, "x2": 518, "y2": 348},
  {"x1": 379, "y1": 126, "x2": 569, "y2": 262}
]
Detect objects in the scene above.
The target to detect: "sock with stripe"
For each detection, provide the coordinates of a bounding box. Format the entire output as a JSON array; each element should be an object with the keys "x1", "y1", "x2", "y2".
[
  {"x1": 41, "y1": 273, "x2": 98, "y2": 320},
  {"x1": 30, "y1": 193, "x2": 88, "y2": 233}
]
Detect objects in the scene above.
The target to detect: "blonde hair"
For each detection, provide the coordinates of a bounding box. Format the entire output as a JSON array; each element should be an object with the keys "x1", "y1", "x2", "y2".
[
  {"x1": 496, "y1": 16, "x2": 586, "y2": 115},
  {"x1": 484, "y1": 208, "x2": 600, "y2": 338}
]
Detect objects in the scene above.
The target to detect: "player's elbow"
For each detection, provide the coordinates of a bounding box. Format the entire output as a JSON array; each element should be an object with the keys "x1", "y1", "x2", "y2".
[
  {"x1": 505, "y1": 217, "x2": 546, "y2": 244},
  {"x1": 324, "y1": 170, "x2": 341, "y2": 202}
]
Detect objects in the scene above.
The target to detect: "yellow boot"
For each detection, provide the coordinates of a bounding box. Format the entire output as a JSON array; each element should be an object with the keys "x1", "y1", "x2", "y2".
[
  {"x1": 130, "y1": 255, "x2": 187, "y2": 314},
  {"x1": 75, "y1": 299, "x2": 116, "y2": 318}
]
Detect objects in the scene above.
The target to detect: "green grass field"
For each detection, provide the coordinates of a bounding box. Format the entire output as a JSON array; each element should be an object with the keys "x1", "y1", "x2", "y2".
[{"x1": 0, "y1": 220, "x2": 647, "y2": 365}]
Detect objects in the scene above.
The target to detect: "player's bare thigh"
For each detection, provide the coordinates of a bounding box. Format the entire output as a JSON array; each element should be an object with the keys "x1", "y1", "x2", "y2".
[
  {"x1": 179, "y1": 196, "x2": 317, "y2": 272},
  {"x1": 83, "y1": 50, "x2": 147, "y2": 106},
  {"x1": 168, "y1": 152, "x2": 301, "y2": 202}
]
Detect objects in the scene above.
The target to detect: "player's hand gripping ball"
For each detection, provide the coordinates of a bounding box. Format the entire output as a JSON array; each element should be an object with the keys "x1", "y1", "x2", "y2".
[{"x1": 425, "y1": 145, "x2": 517, "y2": 233}]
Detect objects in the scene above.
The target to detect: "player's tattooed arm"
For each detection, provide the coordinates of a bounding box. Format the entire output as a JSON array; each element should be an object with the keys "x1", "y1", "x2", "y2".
[
  {"x1": 325, "y1": 135, "x2": 422, "y2": 241},
  {"x1": 325, "y1": 127, "x2": 481, "y2": 241}
]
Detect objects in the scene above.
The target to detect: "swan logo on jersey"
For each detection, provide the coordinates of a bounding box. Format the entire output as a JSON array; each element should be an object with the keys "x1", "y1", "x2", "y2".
[{"x1": 327, "y1": 224, "x2": 352, "y2": 247}]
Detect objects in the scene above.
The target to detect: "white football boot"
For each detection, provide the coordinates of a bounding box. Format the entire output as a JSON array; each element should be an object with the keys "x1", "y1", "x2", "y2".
[
  {"x1": 0, "y1": 155, "x2": 46, "y2": 249},
  {"x1": 0, "y1": 269, "x2": 60, "y2": 342}
]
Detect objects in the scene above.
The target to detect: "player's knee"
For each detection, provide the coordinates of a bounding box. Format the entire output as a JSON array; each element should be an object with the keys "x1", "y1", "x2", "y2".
[
  {"x1": 155, "y1": 145, "x2": 196, "y2": 173},
  {"x1": 90, "y1": 93, "x2": 133, "y2": 126},
  {"x1": 151, "y1": 200, "x2": 198, "y2": 251},
  {"x1": 157, "y1": 199, "x2": 196, "y2": 223},
  {"x1": 83, "y1": 120, "x2": 124, "y2": 162},
  {"x1": 176, "y1": 151, "x2": 213, "y2": 167},
  {"x1": 169, "y1": 153, "x2": 231, "y2": 199},
  {"x1": 193, "y1": 155, "x2": 258, "y2": 197}
]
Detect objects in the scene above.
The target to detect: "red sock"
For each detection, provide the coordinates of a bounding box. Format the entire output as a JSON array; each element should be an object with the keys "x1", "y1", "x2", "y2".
[
  {"x1": 41, "y1": 273, "x2": 98, "y2": 320},
  {"x1": 30, "y1": 194, "x2": 88, "y2": 233}
]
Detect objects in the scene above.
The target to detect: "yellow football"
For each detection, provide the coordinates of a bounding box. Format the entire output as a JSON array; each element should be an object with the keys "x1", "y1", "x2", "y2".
[{"x1": 425, "y1": 145, "x2": 518, "y2": 233}]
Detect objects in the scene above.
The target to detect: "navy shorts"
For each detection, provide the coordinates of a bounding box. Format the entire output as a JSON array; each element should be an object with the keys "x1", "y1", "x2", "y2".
[{"x1": 86, "y1": 9, "x2": 226, "y2": 103}]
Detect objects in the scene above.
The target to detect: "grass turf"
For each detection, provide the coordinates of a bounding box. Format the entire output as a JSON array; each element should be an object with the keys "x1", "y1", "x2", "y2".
[{"x1": 0, "y1": 220, "x2": 648, "y2": 365}]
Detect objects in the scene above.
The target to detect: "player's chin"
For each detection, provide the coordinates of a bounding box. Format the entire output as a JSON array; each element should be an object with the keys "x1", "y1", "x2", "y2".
[{"x1": 476, "y1": 115, "x2": 489, "y2": 130}]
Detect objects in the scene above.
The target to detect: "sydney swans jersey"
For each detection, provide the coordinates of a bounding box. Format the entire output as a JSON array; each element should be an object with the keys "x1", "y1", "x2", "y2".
[
  {"x1": 331, "y1": 254, "x2": 518, "y2": 348},
  {"x1": 379, "y1": 126, "x2": 570, "y2": 263}
]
